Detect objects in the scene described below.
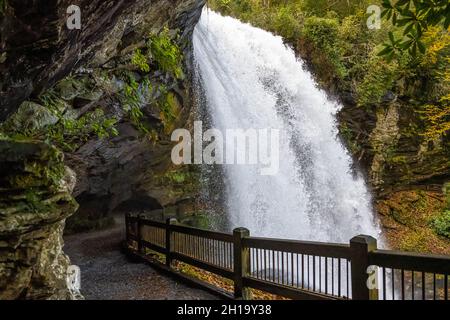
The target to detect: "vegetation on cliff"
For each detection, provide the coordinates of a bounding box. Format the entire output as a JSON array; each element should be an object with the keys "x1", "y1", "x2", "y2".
[
  {"x1": 0, "y1": 27, "x2": 184, "y2": 150},
  {"x1": 0, "y1": 138, "x2": 79, "y2": 299},
  {"x1": 209, "y1": 1, "x2": 448, "y2": 119},
  {"x1": 0, "y1": 0, "x2": 206, "y2": 299},
  {"x1": 207, "y1": 0, "x2": 449, "y2": 253},
  {"x1": 0, "y1": 0, "x2": 201, "y2": 237}
]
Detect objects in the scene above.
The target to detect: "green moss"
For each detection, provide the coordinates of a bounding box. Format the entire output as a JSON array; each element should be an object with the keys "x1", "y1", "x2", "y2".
[
  {"x1": 0, "y1": 73, "x2": 119, "y2": 152},
  {"x1": 159, "y1": 91, "x2": 180, "y2": 133},
  {"x1": 0, "y1": 138, "x2": 78, "y2": 229},
  {"x1": 161, "y1": 169, "x2": 197, "y2": 186},
  {"x1": 24, "y1": 188, "x2": 54, "y2": 213},
  {"x1": 9, "y1": 142, "x2": 66, "y2": 191},
  {"x1": 389, "y1": 155, "x2": 408, "y2": 165}
]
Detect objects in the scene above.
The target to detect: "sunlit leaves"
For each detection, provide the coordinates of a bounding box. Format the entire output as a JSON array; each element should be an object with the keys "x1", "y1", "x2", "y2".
[
  {"x1": 131, "y1": 49, "x2": 150, "y2": 73},
  {"x1": 149, "y1": 27, "x2": 184, "y2": 79},
  {"x1": 378, "y1": 31, "x2": 404, "y2": 61},
  {"x1": 379, "y1": 0, "x2": 449, "y2": 59}
]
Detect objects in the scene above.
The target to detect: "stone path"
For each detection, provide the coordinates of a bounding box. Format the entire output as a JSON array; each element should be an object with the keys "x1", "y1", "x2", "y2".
[{"x1": 64, "y1": 215, "x2": 217, "y2": 300}]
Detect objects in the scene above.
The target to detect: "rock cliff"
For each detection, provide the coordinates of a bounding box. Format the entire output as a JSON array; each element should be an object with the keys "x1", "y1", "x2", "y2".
[{"x1": 0, "y1": 0, "x2": 205, "y2": 299}]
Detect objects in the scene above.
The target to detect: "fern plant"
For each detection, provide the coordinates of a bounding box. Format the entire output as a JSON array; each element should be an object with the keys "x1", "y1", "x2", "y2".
[
  {"x1": 149, "y1": 27, "x2": 184, "y2": 79},
  {"x1": 131, "y1": 49, "x2": 150, "y2": 73}
]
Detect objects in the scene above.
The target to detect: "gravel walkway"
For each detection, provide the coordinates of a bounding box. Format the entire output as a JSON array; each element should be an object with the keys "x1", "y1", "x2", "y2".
[{"x1": 64, "y1": 215, "x2": 217, "y2": 300}]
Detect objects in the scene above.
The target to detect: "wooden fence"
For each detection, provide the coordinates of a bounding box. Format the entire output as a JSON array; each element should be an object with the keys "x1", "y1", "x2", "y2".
[{"x1": 124, "y1": 213, "x2": 450, "y2": 300}]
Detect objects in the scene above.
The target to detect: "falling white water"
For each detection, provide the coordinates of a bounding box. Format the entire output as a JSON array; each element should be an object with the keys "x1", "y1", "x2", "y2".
[{"x1": 193, "y1": 10, "x2": 382, "y2": 244}]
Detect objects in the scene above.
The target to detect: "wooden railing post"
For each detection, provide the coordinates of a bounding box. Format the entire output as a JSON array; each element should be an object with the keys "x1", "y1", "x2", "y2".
[
  {"x1": 350, "y1": 235, "x2": 379, "y2": 300},
  {"x1": 233, "y1": 227, "x2": 252, "y2": 300},
  {"x1": 166, "y1": 218, "x2": 177, "y2": 268},
  {"x1": 137, "y1": 214, "x2": 144, "y2": 254},
  {"x1": 125, "y1": 213, "x2": 130, "y2": 247}
]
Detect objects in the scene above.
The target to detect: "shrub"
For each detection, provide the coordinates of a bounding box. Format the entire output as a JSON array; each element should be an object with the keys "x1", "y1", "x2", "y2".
[
  {"x1": 270, "y1": 6, "x2": 302, "y2": 42},
  {"x1": 45, "y1": 108, "x2": 119, "y2": 151},
  {"x1": 131, "y1": 49, "x2": 150, "y2": 73},
  {"x1": 356, "y1": 56, "x2": 398, "y2": 106},
  {"x1": 302, "y1": 16, "x2": 347, "y2": 79},
  {"x1": 431, "y1": 210, "x2": 450, "y2": 239},
  {"x1": 149, "y1": 27, "x2": 183, "y2": 79}
]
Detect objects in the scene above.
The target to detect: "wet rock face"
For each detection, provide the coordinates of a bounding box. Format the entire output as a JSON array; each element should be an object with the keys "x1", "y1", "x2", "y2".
[
  {"x1": 0, "y1": 0, "x2": 205, "y2": 121},
  {"x1": 60, "y1": 0, "x2": 205, "y2": 227},
  {"x1": 65, "y1": 123, "x2": 173, "y2": 218},
  {"x1": 0, "y1": 0, "x2": 205, "y2": 299},
  {"x1": 0, "y1": 139, "x2": 79, "y2": 299},
  {"x1": 1, "y1": 0, "x2": 205, "y2": 225},
  {"x1": 339, "y1": 100, "x2": 450, "y2": 196}
]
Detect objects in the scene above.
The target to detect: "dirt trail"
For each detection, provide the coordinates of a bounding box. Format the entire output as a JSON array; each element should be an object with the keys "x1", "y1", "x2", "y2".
[{"x1": 64, "y1": 215, "x2": 217, "y2": 300}]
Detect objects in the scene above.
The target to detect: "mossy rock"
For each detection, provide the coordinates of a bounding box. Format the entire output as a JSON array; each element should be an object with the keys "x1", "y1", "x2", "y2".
[
  {"x1": 1, "y1": 101, "x2": 59, "y2": 135},
  {"x1": 161, "y1": 92, "x2": 182, "y2": 134},
  {"x1": 56, "y1": 77, "x2": 90, "y2": 101},
  {"x1": 0, "y1": 138, "x2": 78, "y2": 236}
]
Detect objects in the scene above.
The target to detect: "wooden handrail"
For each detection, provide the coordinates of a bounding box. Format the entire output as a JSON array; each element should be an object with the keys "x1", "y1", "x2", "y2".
[
  {"x1": 369, "y1": 249, "x2": 450, "y2": 274},
  {"x1": 124, "y1": 213, "x2": 450, "y2": 300},
  {"x1": 170, "y1": 224, "x2": 234, "y2": 242},
  {"x1": 243, "y1": 237, "x2": 351, "y2": 259}
]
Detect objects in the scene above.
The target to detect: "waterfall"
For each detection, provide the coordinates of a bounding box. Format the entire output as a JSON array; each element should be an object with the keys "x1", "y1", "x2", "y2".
[{"x1": 193, "y1": 10, "x2": 382, "y2": 244}]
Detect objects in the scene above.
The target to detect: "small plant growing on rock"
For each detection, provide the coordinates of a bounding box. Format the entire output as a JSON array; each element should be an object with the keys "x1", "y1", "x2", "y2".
[
  {"x1": 148, "y1": 27, "x2": 184, "y2": 79},
  {"x1": 121, "y1": 74, "x2": 149, "y2": 134},
  {"x1": 131, "y1": 49, "x2": 150, "y2": 73},
  {"x1": 431, "y1": 210, "x2": 450, "y2": 239},
  {"x1": 45, "y1": 108, "x2": 119, "y2": 151}
]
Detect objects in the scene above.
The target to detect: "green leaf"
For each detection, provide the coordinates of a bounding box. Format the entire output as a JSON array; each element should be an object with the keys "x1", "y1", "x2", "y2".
[
  {"x1": 445, "y1": 15, "x2": 450, "y2": 29},
  {"x1": 397, "y1": 0, "x2": 410, "y2": 6},
  {"x1": 389, "y1": 31, "x2": 395, "y2": 43},
  {"x1": 400, "y1": 40, "x2": 413, "y2": 50},
  {"x1": 403, "y1": 23, "x2": 414, "y2": 35},
  {"x1": 381, "y1": 0, "x2": 393, "y2": 9},
  {"x1": 410, "y1": 43, "x2": 417, "y2": 57},
  {"x1": 386, "y1": 51, "x2": 395, "y2": 62},
  {"x1": 417, "y1": 40, "x2": 426, "y2": 54},
  {"x1": 397, "y1": 18, "x2": 412, "y2": 27},
  {"x1": 378, "y1": 45, "x2": 394, "y2": 56}
]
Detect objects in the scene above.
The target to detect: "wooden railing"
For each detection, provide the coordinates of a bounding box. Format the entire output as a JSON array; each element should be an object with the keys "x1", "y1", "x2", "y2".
[
  {"x1": 124, "y1": 213, "x2": 450, "y2": 300},
  {"x1": 369, "y1": 250, "x2": 449, "y2": 300}
]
